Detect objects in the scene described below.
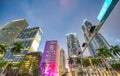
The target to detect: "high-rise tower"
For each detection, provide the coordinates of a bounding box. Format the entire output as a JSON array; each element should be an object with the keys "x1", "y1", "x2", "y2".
[
  {"x1": 66, "y1": 33, "x2": 82, "y2": 76},
  {"x1": 59, "y1": 48, "x2": 66, "y2": 76},
  {"x1": 0, "y1": 19, "x2": 28, "y2": 46},
  {"x1": 82, "y1": 19, "x2": 110, "y2": 56},
  {"x1": 67, "y1": 33, "x2": 82, "y2": 58},
  {"x1": 40, "y1": 40, "x2": 60, "y2": 76},
  {"x1": 3, "y1": 27, "x2": 43, "y2": 62}
]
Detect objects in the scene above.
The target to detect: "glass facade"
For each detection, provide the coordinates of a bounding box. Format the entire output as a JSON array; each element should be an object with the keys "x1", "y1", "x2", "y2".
[
  {"x1": 0, "y1": 19, "x2": 28, "y2": 46},
  {"x1": 40, "y1": 40, "x2": 60, "y2": 76},
  {"x1": 67, "y1": 33, "x2": 82, "y2": 57},
  {"x1": 67, "y1": 33, "x2": 82, "y2": 76},
  {"x1": 2, "y1": 27, "x2": 43, "y2": 62}
]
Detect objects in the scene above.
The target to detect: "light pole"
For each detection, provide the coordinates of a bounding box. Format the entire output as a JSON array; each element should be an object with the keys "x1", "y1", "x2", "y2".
[
  {"x1": 81, "y1": 20, "x2": 105, "y2": 56},
  {"x1": 81, "y1": 0, "x2": 119, "y2": 56}
]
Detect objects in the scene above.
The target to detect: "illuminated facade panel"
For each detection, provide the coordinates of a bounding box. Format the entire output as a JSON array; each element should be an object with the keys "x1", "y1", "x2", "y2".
[
  {"x1": 0, "y1": 19, "x2": 28, "y2": 46},
  {"x1": 40, "y1": 40, "x2": 60, "y2": 76},
  {"x1": 19, "y1": 52, "x2": 42, "y2": 76},
  {"x1": 97, "y1": 0, "x2": 119, "y2": 22},
  {"x1": 97, "y1": 0, "x2": 112, "y2": 21}
]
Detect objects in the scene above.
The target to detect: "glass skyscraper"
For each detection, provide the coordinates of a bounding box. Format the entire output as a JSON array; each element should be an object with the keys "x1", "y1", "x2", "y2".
[
  {"x1": 0, "y1": 19, "x2": 28, "y2": 47},
  {"x1": 67, "y1": 33, "x2": 82, "y2": 58},
  {"x1": 40, "y1": 40, "x2": 60, "y2": 76},
  {"x1": 66, "y1": 33, "x2": 82, "y2": 76},
  {"x1": 82, "y1": 19, "x2": 110, "y2": 56},
  {"x1": 3, "y1": 27, "x2": 43, "y2": 62}
]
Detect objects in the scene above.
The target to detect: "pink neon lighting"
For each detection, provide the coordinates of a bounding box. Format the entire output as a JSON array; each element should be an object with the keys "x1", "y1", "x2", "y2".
[{"x1": 40, "y1": 41, "x2": 59, "y2": 76}]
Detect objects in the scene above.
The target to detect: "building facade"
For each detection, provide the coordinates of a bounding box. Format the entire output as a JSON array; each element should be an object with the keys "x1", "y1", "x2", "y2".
[
  {"x1": 15, "y1": 27, "x2": 43, "y2": 52},
  {"x1": 0, "y1": 19, "x2": 28, "y2": 47},
  {"x1": 19, "y1": 52, "x2": 42, "y2": 76},
  {"x1": 82, "y1": 19, "x2": 110, "y2": 56},
  {"x1": 67, "y1": 33, "x2": 82, "y2": 58},
  {"x1": 59, "y1": 48, "x2": 66, "y2": 76},
  {"x1": 40, "y1": 40, "x2": 60, "y2": 76},
  {"x1": 66, "y1": 33, "x2": 82, "y2": 76},
  {"x1": 3, "y1": 27, "x2": 43, "y2": 62}
]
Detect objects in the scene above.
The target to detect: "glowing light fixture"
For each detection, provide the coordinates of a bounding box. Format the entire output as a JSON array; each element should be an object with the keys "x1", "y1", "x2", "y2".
[{"x1": 97, "y1": 0, "x2": 119, "y2": 22}]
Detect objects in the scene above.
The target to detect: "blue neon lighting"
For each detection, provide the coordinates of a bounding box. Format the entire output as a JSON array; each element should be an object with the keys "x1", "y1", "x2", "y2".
[{"x1": 97, "y1": 0, "x2": 112, "y2": 21}]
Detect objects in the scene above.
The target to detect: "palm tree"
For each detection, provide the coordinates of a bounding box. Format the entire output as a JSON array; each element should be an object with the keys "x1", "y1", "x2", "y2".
[
  {"x1": 13, "y1": 60, "x2": 24, "y2": 69},
  {"x1": 7, "y1": 63, "x2": 13, "y2": 70},
  {"x1": 82, "y1": 59, "x2": 90, "y2": 68},
  {"x1": 96, "y1": 46, "x2": 114, "y2": 76},
  {"x1": 96, "y1": 46, "x2": 113, "y2": 67},
  {"x1": 96, "y1": 46, "x2": 113, "y2": 58},
  {"x1": 68, "y1": 57, "x2": 74, "y2": 69},
  {"x1": 75, "y1": 57, "x2": 83, "y2": 75},
  {"x1": 111, "y1": 63, "x2": 120, "y2": 74},
  {"x1": 0, "y1": 44, "x2": 7, "y2": 58},
  {"x1": 0, "y1": 42, "x2": 23, "y2": 75},
  {"x1": 0, "y1": 60, "x2": 7, "y2": 68},
  {"x1": 67, "y1": 57, "x2": 74, "y2": 74},
  {"x1": 82, "y1": 58, "x2": 91, "y2": 76},
  {"x1": 11, "y1": 42, "x2": 23, "y2": 55},
  {"x1": 91, "y1": 58, "x2": 102, "y2": 76},
  {"x1": 110, "y1": 45, "x2": 120, "y2": 57},
  {"x1": 0, "y1": 44, "x2": 8, "y2": 75},
  {"x1": 109, "y1": 45, "x2": 120, "y2": 75},
  {"x1": 76, "y1": 57, "x2": 81, "y2": 65}
]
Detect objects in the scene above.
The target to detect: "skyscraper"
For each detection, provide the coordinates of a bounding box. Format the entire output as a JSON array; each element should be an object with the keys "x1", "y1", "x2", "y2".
[
  {"x1": 3, "y1": 27, "x2": 43, "y2": 62},
  {"x1": 59, "y1": 48, "x2": 66, "y2": 76},
  {"x1": 15, "y1": 27, "x2": 43, "y2": 52},
  {"x1": 66, "y1": 33, "x2": 82, "y2": 76},
  {"x1": 40, "y1": 40, "x2": 60, "y2": 76},
  {"x1": 0, "y1": 19, "x2": 28, "y2": 47},
  {"x1": 67, "y1": 33, "x2": 82, "y2": 58},
  {"x1": 82, "y1": 19, "x2": 110, "y2": 56}
]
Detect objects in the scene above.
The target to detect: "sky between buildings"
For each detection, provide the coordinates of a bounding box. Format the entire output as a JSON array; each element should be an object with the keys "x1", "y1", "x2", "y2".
[{"x1": 0, "y1": 0, "x2": 120, "y2": 57}]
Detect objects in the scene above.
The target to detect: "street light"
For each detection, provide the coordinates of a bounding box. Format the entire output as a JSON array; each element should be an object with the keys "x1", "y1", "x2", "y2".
[{"x1": 81, "y1": 20, "x2": 105, "y2": 56}]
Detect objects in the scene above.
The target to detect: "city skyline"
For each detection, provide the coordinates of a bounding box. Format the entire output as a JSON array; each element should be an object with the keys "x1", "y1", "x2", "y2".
[{"x1": 0, "y1": 0, "x2": 120, "y2": 56}]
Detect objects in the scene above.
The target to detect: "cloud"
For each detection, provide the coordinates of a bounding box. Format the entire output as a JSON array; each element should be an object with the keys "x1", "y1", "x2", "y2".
[{"x1": 60, "y1": 0, "x2": 70, "y2": 9}]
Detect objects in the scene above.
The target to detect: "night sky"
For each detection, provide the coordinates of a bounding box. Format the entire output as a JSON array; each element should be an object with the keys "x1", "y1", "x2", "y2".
[{"x1": 0, "y1": 0, "x2": 120, "y2": 57}]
